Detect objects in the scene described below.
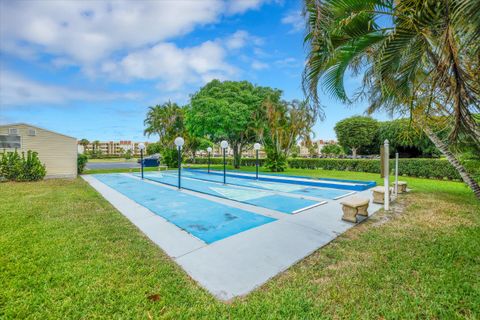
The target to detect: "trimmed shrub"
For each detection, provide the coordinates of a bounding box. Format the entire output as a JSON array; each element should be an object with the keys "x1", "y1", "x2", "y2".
[
  {"x1": 0, "y1": 150, "x2": 46, "y2": 181},
  {"x1": 287, "y1": 158, "x2": 480, "y2": 181},
  {"x1": 186, "y1": 157, "x2": 479, "y2": 181},
  {"x1": 77, "y1": 154, "x2": 88, "y2": 174}
]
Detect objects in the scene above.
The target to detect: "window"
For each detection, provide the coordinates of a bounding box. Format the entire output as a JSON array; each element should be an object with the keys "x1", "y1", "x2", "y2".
[
  {"x1": 8, "y1": 128, "x2": 18, "y2": 135},
  {"x1": 0, "y1": 135, "x2": 21, "y2": 149},
  {"x1": 28, "y1": 128, "x2": 36, "y2": 136}
]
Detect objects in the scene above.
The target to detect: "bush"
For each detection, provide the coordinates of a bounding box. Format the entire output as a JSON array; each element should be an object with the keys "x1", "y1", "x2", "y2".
[
  {"x1": 186, "y1": 157, "x2": 480, "y2": 181},
  {"x1": 162, "y1": 148, "x2": 179, "y2": 168},
  {"x1": 77, "y1": 154, "x2": 88, "y2": 174},
  {"x1": 0, "y1": 150, "x2": 46, "y2": 181},
  {"x1": 288, "y1": 158, "x2": 480, "y2": 181},
  {"x1": 264, "y1": 149, "x2": 287, "y2": 172}
]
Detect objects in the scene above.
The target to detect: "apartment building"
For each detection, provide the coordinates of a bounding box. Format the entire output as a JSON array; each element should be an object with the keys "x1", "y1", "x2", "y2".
[
  {"x1": 298, "y1": 139, "x2": 337, "y2": 157},
  {"x1": 78, "y1": 140, "x2": 149, "y2": 156}
]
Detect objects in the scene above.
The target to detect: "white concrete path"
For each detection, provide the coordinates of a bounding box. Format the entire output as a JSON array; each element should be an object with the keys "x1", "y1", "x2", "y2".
[{"x1": 82, "y1": 174, "x2": 382, "y2": 300}]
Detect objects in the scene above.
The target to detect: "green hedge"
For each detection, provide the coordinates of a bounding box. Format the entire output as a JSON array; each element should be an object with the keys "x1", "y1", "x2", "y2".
[
  {"x1": 288, "y1": 158, "x2": 480, "y2": 181},
  {"x1": 187, "y1": 157, "x2": 480, "y2": 181}
]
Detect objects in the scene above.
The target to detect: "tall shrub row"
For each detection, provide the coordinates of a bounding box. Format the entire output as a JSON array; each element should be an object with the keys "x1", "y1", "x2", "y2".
[
  {"x1": 186, "y1": 157, "x2": 479, "y2": 181},
  {"x1": 0, "y1": 150, "x2": 46, "y2": 181}
]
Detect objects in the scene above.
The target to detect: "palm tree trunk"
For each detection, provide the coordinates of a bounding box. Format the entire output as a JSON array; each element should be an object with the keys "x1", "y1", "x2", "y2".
[{"x1": 423, "y1": 126, "x2": 480, "y2": 200}]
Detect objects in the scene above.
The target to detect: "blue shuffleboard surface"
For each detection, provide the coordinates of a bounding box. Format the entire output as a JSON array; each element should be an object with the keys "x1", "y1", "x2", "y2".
[
  {"x1": 176, "y1": 170, "x2": 353, "y2": 199},
  {"x1": 139, "y1": 172, "x2": 321, "y2": 214},
  {"x1": 186, "y1": 168, "x2": 375, "y2": 191},
  {"x1": 93, "y1": 174, "x2": 275, "y2": 244}
]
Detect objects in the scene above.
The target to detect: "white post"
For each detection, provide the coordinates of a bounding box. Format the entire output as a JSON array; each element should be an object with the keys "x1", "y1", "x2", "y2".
[
  {"x1": 395, "y1": 152, "x2": 399, "y2": 197},
  {"x1": 384, "y1": 139, "x2": 390, "y2": 211}
]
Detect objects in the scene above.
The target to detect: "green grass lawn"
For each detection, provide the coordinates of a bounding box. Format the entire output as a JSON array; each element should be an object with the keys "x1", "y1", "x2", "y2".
[{"x1": 1, "y1": 168, "x2": 479, "y2": 319}]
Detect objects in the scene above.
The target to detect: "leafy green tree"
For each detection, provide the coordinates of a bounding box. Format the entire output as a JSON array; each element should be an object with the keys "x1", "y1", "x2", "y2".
[
  {"x1": 185, "y1": 135, "x2": 212, "y2": 163},
  {"x1": 334, "y1": 116, "x2": 379, "y2": 158},
  {"x1": 303, "y1": 0, "x2": 480, "y2": 197},
  {"x1": 378, "y1": 119, "x2": 440, "y2": 157},
  {"x1": 146, "y1": 142, "x2": 162, "y2": 155},
  {"x1": 186, "y1": 80, "x2": 279, "y2": 168},
  {"x1": 257, "y1": 97, "x2": 318, "y2": 171},
  {"x1": 321, "y1": 144, "x2": 344, "y2": 157}
]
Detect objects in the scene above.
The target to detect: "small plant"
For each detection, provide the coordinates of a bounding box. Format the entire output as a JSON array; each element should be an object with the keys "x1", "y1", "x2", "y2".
[
  {"x1": 77, "y1": 154, "x2": 88, "y2": 174},
  {"x1": 124, "y1": 149, "x2": 132, "y2": 160},
  {"x1": 0, "y1": 150, "x2": 46, "y2": 181}
]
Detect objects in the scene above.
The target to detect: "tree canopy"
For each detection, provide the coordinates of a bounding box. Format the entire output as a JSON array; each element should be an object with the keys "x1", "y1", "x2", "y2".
[
  {"x1": 185, "y1": 80, "x2": 280, "y2": 168},
  {"x1": 334, "y1": 116, "x2": 379, "y2": 158}
]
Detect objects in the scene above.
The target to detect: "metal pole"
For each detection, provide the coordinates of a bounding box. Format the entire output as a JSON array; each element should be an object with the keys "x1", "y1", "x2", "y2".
[
  {"x1": 256, "y1": 149, "x2": 259, "y2": 180},
  {"x1": 208, "y1": 151, "x2": 210, "y2": 173},
  {"x1": 223, "y1": 148, "x2": 226, "y2": 184},
  {"x1": 140, "y1": 149, "x2": 144, "y2": 179},
  {"x1": 177, "y1": 146, "x2": 181, "y2": 189},
  {"x1": 395, "y1": 152, "x2": 399, "y2": 197},
  {"x1": 384, "y1": 140, "x2": 390, "y2": 211}
]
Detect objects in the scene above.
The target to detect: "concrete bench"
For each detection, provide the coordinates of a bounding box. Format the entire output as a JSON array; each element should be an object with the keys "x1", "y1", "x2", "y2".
[
  {"x1": 396, "y1": 181, "x2": 407, "y2": 193},
  {"x1": 372, "y1": 186, "x2": 392, "y2": 204},
  {"x1": 340, "y1": 197, "x2": 370, "y2": 223}
]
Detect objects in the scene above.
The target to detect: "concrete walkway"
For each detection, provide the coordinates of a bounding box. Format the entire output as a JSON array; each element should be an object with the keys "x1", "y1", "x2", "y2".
[{"x1": 82, "y1": 174, "x2": 382, "y2": 300}]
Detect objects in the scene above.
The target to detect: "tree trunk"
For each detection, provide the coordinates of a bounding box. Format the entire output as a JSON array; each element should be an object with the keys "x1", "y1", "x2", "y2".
[
  {"x1": 233, "y1": 144, "x2": 242, "y2": 169},
  {"x1": 352, "y1": 147, "x2": 357, "y2": 159},
  {"x1": 424, "y1": 126, "x2": 480, "y2": 200}
]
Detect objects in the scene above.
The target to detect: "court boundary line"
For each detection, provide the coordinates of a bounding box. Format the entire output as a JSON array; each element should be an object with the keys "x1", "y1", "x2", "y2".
[
  {"x1": 162, "y1": 171, "x2": 354, "y2": 201},
  {"x1": 139, "y1": 173, "x2": 326, "y2": 215},
  {"x1": 291, "y1": 201, "x2": 328, "y2": 214},
  {"x1": 187, "y1": 169, "x2": 376, "y2": 191}
]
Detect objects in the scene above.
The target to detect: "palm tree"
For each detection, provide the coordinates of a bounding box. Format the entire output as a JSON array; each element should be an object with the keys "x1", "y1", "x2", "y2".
[
  {"x1": 144, "y1": 101, "x2": 184, "y2": 148},
  {"x1": 303, "y1": 0, "x2": 480, "y2": 199},
  {"x1": 78, "y1": 139, "x2": 89, "y2": 152}
]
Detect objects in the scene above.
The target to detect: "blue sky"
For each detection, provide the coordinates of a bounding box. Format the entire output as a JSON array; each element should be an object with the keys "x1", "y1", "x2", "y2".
[{"x1": 0, "y1": 0, "x2": 389, "y2": 142}]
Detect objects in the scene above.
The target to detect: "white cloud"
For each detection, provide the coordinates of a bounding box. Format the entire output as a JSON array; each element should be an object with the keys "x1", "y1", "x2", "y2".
[
  {"x1": 225, "y1": 30, "x2": 263, "y2": 50},
  {"x1": 251, "y1": 60, "x2": 268, "y2": 70},
  {"x1": 0, "y1": 70, "x2": 139, "y2": 107},
  {"x1": 274, "y1": 57, "x2": 300, "y2": 68},
  {"x1": 226, "y1": 30, "x2": 250, "y2": 49},
  {"x1": 0, "y1": 0, "x2": 224, "y2": 65},
  {"x1": 281, "y1": 10, "x2": 304, "y2": 33},
  {"x1": 226, "y1": 0, "x2": 272, "y2": 14},
  {"x1": 101, "y1": 40, "x2": 236, "y2": 91}
]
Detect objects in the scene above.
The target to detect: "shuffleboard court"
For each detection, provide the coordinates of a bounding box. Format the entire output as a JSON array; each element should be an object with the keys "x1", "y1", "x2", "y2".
[
  {"x1": 188, "y1": 168, "x2": 375, "y2": 191},
  {"x1": 93, "y1": 174, "x2": 275, "y2": 244},
  {"x1": 139, "y1": 172, "x2": 322, "y2": 214},
  {"x1": 177, "y1": 169, "x2": 355, "y2": 200}
]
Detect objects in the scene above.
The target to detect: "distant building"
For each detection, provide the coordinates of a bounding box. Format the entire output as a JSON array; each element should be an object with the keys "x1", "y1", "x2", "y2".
[
  {"x1": 0, "y1": 123, "x2": 77, "y2": 178},
  {"x1": 299, "y1": 139, "x2": 337, "y2": 157},
  {"x1": 78, "y1": 140, "x2": 149, "y2": 156}
]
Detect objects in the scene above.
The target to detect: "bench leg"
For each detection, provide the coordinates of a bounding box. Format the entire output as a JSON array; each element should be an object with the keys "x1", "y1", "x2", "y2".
[
  {"x1": 342, "y1": 206, "x2": 357, "y2": 223},
  {"x1": 357, "y1": 204, "x2": 369, "y2": 216},
  {"x1": 372, "y1": 191, "x2": 384, "y2": 204}
]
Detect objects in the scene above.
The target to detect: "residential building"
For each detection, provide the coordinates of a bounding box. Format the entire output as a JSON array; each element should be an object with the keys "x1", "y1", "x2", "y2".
[
  {"x1": 299, "y1": 139, "x2": 337, "y2": 157},
  {"x1": 0, "y1": 123, "x2": 77, "y2": 178},
  {"x1": 78, "y1": 140, "x2": 150, "y2": 156}
]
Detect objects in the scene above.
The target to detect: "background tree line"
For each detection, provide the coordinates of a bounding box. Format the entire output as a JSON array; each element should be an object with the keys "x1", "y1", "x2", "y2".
[{"x1": 144, "y1": 80, "x2": 319, "y2": 172}]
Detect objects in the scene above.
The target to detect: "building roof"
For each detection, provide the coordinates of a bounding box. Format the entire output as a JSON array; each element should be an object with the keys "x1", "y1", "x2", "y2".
[{"x1": 0, "y1": 123, "x2": 77, "y2": 140}]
